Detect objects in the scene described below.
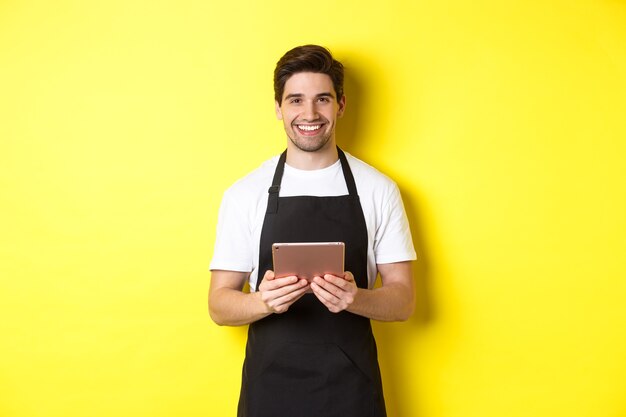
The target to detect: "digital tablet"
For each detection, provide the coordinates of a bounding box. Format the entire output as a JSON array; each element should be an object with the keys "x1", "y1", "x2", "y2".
[{"x1": 272, "y1": 242, "x2": 345, "y2": 281}]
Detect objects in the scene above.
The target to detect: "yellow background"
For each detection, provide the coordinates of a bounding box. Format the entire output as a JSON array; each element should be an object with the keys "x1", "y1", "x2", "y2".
[{"x1": 1, "y1": 0, "x2": 625, "y2": 416}]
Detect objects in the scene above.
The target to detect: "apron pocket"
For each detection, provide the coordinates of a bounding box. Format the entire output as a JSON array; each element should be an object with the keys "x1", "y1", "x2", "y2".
[
  {"x1": 244, "y1": 342, "x2": 328, "y2": 417},
  {"x1": 326, "y1": 344, "x2": 378, "y2": 417},
  {"x1": 243, "y1": 342, "x2": 379, "y2": 417}
]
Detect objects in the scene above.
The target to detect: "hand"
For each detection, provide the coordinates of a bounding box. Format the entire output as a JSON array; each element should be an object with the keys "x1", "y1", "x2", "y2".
[
  {"x1": 258, "y1": 270, "x2": 309, "y2": 314},
  {"x1": 310, "y1": 271, "x2": 358, "y2": 313}
]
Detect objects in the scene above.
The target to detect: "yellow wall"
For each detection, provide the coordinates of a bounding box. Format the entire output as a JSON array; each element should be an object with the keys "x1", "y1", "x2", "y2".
[{"x1": 1, "y1": 1, "x2": 625, "y2": 416}]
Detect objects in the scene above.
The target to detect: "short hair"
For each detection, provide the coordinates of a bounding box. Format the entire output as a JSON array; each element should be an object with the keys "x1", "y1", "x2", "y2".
[{"x1": 274, "y1": 44, "x2": 344, "y2": 104}]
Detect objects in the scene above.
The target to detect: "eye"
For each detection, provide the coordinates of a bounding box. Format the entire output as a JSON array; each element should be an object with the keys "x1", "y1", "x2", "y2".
[
  {"x1": 318, "y1": 97, "x2": 330, "y2": 103},
  {"x1": 290, "y1": 98, "x2": 302, "y2": 104}
]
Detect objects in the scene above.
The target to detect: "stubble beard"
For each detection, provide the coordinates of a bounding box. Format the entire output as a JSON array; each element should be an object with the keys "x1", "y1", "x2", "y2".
[{"x1": 287, "y1": 123, "x2": 333, "y2": 153}]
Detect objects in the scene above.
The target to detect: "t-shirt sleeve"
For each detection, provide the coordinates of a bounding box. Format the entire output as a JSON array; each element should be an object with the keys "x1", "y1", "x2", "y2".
[
  {"x1": 373, "y1": 182, "x2": 417, "y2": 264},
  {"x1": 209, "y1": 187, "x2": 254, "y2": 272}
]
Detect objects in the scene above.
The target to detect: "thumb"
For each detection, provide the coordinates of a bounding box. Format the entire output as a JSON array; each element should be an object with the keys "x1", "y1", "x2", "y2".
[{"x1": 263, "y1": 270, "x2": 276, "y2": 281}]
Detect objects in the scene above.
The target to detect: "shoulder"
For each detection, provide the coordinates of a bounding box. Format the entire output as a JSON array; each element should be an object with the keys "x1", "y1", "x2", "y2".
[{"x1": 344, "y1": 152, "x2": 398, "y2": 194}]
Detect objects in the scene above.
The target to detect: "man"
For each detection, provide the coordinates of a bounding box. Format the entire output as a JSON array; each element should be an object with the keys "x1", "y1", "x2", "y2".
[{"x1": 209, "y1": 45, "x2": 416, "y2": 417}]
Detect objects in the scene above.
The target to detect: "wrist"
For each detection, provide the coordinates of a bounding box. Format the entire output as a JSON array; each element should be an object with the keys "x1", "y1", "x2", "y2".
[{"x1": 252, "y1": 290, "x2": 273, "y2": 315}]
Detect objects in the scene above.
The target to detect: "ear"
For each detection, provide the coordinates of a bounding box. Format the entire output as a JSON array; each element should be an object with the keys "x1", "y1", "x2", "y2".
[
  {"x1": 275, "y1": 100, "x2": 283, "y2": 120},
  {"x1": 337, "y1": 95, "x2": 346, "y2": 118}
]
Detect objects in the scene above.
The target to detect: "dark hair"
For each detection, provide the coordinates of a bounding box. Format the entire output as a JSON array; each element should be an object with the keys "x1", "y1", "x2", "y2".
[{"x1": 274, "y1": 44, "x2": 344, "y2": 104}]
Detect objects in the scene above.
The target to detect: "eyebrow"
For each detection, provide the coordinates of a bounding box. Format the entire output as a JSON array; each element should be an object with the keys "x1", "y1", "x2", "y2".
[{"x1": 284, "y1": 92, "x2": 336, "y2": 100}]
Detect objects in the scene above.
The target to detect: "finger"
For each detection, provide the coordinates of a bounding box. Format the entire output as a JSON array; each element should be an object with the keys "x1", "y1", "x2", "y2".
[
  {"x1": 310, "y1": 281, "x2": 340, "y2": 303},
  {"x1": 313, "y1": 276, "x2": 345, "y2": 298},
  {"x1": 273, "y1": 284, "x2": 309, "y2": 306},
  {"x1": 269, "y1": 283, "x2": 310, "y2": 312},
  {"x1": 262, "y1": 278, "x2": 307, "y2": 299},
  {"x1": 323, "y1": 274, "x2": 350, "y2": 289},
  {"x1": 327, "y1": 271, "x2": 356, "y2": 283},
  {"x1": 310, "y1": 283, "x2": 341, "y2": 312},
  {"x1": 262, "y1": 270, "x2": 276, "y2": 281},
  {"x1": 311, "y1": 278, "x2": 355, "y2": 311},
  {"x1": 261, "y1": 275, "x2": 299, "y2": 291}
]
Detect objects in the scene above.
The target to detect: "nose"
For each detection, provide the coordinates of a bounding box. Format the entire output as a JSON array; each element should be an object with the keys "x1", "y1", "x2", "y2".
[{"x1": 302, "y1": 101, "x2": 318, "y2": 121}]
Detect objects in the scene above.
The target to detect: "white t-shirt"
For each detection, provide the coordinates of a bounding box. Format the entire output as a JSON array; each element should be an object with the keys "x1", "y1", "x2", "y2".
[{"x1": 210, "y1": 152, "x2": 416, "y2": 290}]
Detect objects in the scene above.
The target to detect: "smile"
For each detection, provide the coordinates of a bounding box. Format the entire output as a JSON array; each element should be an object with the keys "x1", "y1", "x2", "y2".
[{"x1": 296, "y1": 124, "x2": 322, "y2": 132}]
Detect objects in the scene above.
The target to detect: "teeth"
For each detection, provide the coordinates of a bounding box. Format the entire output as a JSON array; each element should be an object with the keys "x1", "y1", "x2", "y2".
[{"x1": 298, "y1": 125, "x2": 321, "y2": 131}]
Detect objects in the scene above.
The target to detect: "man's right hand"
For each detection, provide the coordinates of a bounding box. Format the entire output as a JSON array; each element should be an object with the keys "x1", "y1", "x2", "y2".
[{"x1": 258, "y1": 270, "x2": 309, "y2": 314}]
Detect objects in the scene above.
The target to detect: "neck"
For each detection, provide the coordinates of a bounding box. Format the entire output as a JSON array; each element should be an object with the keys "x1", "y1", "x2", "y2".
[{"x1": 285, "y1": 140, "x2": 339, "y2": 170}]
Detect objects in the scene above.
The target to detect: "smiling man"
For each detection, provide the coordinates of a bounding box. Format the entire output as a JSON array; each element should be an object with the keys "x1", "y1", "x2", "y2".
[{"x1": 209, "y1": 45, "x2": 417, "y2": 417}]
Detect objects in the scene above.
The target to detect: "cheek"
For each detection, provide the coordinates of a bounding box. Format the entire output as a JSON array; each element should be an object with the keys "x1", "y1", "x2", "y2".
[
  {"x1": 286, "y1": 114, "x2": 298, "y2": 125},
  {"x1": 284, "y1": 118, "x2": 296, "y2": 130}
]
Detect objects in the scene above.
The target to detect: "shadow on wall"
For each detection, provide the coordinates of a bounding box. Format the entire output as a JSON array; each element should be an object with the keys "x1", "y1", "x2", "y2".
[
  {"x1": 335, "y1": 63, "x2": 363, "y2": 155},
  {"x1": 338, "y1": 65, "x2": 435, "y2": 417},
  {"x1": 375, "y1": 186, "x2": 434, "y2": 417}
]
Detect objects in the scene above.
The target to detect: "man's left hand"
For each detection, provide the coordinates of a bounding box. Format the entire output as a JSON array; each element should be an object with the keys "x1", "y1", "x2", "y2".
[{"x1": 310, "y1": 271, "x2": 358, "y2": 313}]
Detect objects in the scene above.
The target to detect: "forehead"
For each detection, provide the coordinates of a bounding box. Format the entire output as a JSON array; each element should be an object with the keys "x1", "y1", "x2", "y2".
[{"x1": 282, "y1": 72, "x2": 335, "y2": 98}]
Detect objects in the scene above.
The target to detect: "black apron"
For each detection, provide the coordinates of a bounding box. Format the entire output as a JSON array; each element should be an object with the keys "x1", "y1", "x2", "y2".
[{"x1": 237, "y1": 148, "x2": 386, "y2": 417}]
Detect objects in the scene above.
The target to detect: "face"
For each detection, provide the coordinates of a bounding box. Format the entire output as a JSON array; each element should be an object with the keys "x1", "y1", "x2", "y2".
[{"x1": 275, "y1": 72, "x2": 346, "y2": 153}]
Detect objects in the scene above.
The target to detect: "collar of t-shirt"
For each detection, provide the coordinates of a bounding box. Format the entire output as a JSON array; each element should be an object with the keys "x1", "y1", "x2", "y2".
[{"x1": 279, "y1": 158, "x2": 350, "y2": 197}]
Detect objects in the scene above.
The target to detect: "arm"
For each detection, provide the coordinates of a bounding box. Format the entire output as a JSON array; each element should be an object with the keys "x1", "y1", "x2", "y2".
[
  {"x1": 209, "y1": 269, "x2": 309, "y2": 326},
  {"x1": 310, "y1": 261, "x2": 414, "y2": 322}
]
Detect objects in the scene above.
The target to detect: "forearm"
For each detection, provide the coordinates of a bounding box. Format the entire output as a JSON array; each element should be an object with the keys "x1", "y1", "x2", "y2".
[
  {"x1": 209, "y1": 270, "x2": 309, "y2": 326},
  {"x1": 209, "y1": 287, "x2": 271, "y2": 326},
  {"x1": 348, "y1": 283, "x2": 415, "y2": 322}
]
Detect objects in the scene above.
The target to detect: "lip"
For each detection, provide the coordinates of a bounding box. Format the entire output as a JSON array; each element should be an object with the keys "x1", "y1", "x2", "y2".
[{"x1": 294, "y1": 123, "x2": 325, "y2": 136}]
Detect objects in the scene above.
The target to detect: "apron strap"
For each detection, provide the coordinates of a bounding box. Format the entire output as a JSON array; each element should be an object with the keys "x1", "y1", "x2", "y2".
[
  {"x1": 266, "y1": 147, "x2": 358, "y2": 214},
  {"x1": 337, "y1": 147, "x2": 358, "y2": 197},
  {"x1": 267, "y1": 150, "x2": 287, "y2": 214}
]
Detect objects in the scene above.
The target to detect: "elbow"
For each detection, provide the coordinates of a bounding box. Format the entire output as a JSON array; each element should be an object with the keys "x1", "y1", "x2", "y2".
[
  {"x1": 397, "y1": 280, "x2": 416, "y2": 321},
  {"x1": 395, "y1": 308, "x2": 413, "y2": 322},
  {"x1": 396, "y1": 297, "x2": 416, "y2": 322},
  {"x1": 209, "y1": 309, "x2": 224, "y2": 326},
  {"x1": 211, "y1": 318, "x2": 228, "y2": 327},
  {"x1": 399, "y1": 306, "x2": 414, "y2": 322},
  {"x1": 208, "y1": 299, "x2": 227, "y2": 326},
  {"x1": 209, "y1": 309, "x2": 229, "y2": 326}
]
